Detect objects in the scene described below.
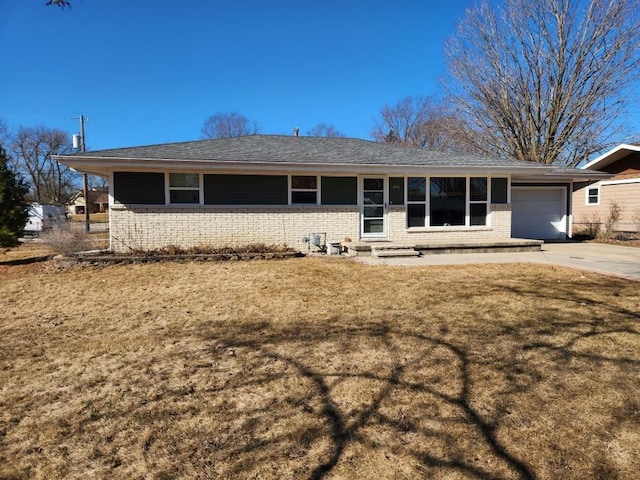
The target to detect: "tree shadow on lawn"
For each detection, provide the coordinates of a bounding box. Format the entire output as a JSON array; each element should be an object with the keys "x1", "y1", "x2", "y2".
[
  {"x1": 189, "y1": 303, "x2": 640, "y2": 480},
  {"x1": 19, "y1": 268, "x2": 633, "y2": 480}
]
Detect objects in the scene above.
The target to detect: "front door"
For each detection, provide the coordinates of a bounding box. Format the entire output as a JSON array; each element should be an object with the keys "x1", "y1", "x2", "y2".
[{"x1": 361, "y1": 177, "x2": 387, "y2": 238}]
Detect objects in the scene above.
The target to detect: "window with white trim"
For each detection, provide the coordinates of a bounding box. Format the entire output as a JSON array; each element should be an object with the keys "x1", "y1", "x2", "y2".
[
  {"x1": 407, "y1": 177, "x2": 426, "y2": 227},
  {"x1": 469, "y1": 178, "x2": 488, "y2": 226},
  {"x1": 406, "y1": 176, "x2": 490, "y2": 227},
  {"x1": 169, "y1": 173, "x2": 200, "y2": 204},
  {"x1": 291, "y1": 175, "x2": 318, "y2": 204},
  {"x1": 586, "y1": 186, "x2": 599, "y2": 205},
  {"x1": 431, "y1": 177, "x2": 466, "y2": 226}
]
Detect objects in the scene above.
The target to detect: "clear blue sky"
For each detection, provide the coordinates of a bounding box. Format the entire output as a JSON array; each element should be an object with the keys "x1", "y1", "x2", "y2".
[{"x1": 1, "y1": 0, "x2": 474, "y2": 151}]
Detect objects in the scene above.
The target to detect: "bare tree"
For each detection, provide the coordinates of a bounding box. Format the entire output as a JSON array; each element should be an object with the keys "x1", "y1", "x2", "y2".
[
  {"x1": 87, "y1": 175, "x2": 108, "y2": 192},
  {"x1": 0, "y1": 119, "x2": 10, "y2": 148},
  {"x1": 306, "y1": 123, "x2": 346, "y2": 138},
  {"x1": 9, "y1": 126, "x2": 76, "y2": 204},
  {"x1": 445, "y1": 0, "x2": 640, "y2": 166},
  {"x1": 201, "y1": 112, "x2": 259, "y2": 139},
  {"x1": 45, "y1": 0, "x2": 71, "y2": 8},
  {"x1": 371, "y1": 96, "x2": 478, "y2": 152}
]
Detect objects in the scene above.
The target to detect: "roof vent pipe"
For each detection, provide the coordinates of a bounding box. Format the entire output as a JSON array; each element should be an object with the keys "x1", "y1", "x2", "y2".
[{"x1": 294, "y1": 127, "x2": 299, "y2": 137}]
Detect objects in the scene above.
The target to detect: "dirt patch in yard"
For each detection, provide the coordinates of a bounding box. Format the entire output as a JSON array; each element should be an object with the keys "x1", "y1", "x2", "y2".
[{"x1": 1, "y1": 258, "x2": 639, "y2": 479}]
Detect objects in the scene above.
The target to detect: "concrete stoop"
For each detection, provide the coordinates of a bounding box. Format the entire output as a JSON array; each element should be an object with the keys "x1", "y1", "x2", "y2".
[
  {"x1": 371, "y1": 246, "x2": 421, "y2": 258},
  {"x1": 345, "y1": 239, "x2": 543, "y2": 257}
]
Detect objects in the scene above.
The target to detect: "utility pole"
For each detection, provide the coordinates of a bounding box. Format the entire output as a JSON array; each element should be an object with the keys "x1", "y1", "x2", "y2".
[{"x1": 74, "y1": 115, "x2": 90, "y2": 233}]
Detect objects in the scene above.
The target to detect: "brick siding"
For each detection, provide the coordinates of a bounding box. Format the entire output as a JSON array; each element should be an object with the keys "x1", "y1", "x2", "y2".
[{"x1": 109, "y1": 204, "x2": 513, "y2": 252}]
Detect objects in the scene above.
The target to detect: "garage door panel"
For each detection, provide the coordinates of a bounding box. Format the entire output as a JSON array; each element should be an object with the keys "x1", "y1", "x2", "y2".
[{"x1": 511, "y1": 187, "x2": 566, "y2": 240}]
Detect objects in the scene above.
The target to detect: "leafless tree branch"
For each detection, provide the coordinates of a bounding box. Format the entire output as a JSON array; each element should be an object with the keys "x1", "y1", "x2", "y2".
[
  {"x1": 9, "y1": 126, "x2": 76, "y2": 204},
  {"x1": 306, "y1": 123, "x2": 346, "y2": 138},
  {"x1": 445, "y1": 0, "x2": 640, "y2": 166},
  {"x1": 45, "y1": 0, "x2": 72, "y2": 9},
  {"x1": 201, "y1": 112, "x2": 260, "y2": 139},
  {"x1": 371, "y1": 96, "x2": 482, "y2": 153}
]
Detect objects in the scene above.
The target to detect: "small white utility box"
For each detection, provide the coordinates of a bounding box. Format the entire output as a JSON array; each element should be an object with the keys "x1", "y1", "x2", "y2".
[{"x1": 327, "y1": 242, "x2": 341, "y2": 255}]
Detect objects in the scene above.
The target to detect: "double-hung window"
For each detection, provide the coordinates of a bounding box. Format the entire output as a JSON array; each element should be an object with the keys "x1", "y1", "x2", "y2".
[
  {"x1": 169, "y1": 173, "x2": 200, "y2": 204},
  {"x1": 586, "y1": 186, "x2": 599, "y2": 205},
  {"x1": 407, "y1": 177, "x2": 427, "y2": 227},
  {"x1": 469, "y1": 178, "x2": 488, "y2": 226},
  {"x1": 291, "y1": 176, "x2": 318, "y2": 204}
]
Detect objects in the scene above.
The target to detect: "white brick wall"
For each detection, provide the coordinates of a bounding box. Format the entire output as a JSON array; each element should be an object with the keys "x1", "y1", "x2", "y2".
[
  {"x1": 388, "y1": 204, "x2": 511, "y2": 242},
  {"x1": 109, "y1": 204, "x2": 512, "y2": 252},
  {"x1": 110, "y1": 206, "x2": 360, "y2": 252}
]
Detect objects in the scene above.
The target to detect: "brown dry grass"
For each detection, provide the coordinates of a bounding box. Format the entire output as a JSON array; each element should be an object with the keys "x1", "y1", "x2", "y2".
[
  {"x1": 0, "y1": 231, "x2": 109, "y2": 263},
  {"x1": 1, "y1": 258, "x2": 639, "y2": 479},
  {"x1": 0, "y1": 242, "x2": 55, "y2": 262},
  {"x1": 592, "y1": 238, "x2": 640, "y2": 248}
]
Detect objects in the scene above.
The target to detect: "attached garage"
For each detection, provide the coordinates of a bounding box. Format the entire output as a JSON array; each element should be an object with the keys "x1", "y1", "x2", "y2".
[{"x1": 511, "y1": 186, "x2": 567, "y2": 240}]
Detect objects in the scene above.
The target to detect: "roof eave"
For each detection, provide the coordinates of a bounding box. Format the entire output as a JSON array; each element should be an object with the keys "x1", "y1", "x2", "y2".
[
  {"x1": 582, "y1": 143, "x2": 640, "y2": 170},
  {"x1": 515, "y1": 172, "x2": 612, "y2": 182},
  {"x1": 55, "y1": 155, "x2": 562, "y2": 177}
]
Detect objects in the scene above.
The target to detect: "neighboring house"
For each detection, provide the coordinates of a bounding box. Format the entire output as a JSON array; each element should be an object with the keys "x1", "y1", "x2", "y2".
[
  {"x1": 573, "y1": 144, "x2": 640, "y2": 233},
  {"x1": 67, "y1": 189, "x2": 109, "y2": 215},
  {"x1": 54, "y1": 135, "x2": 607, "y2": 253}
]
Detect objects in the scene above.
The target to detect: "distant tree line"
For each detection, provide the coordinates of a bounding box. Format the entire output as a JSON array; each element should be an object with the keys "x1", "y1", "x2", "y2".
[
  {"x1": 200, "y1": 112, "x2": 347, "y2": 139},
  {"x1": 1, "y1": 121, "x2": 78, "y2": 205}
]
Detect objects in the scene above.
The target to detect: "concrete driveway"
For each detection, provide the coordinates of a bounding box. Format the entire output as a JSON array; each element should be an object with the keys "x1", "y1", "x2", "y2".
[{"x1": 355, "y1": 242, "x2": 640, "y2": 281}]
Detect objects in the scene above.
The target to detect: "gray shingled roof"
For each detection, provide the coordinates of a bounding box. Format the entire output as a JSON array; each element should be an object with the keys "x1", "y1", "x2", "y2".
[
  {"x1": 67, "y1": 135, "x2": 552, "y2": 168},
  {"x1": 57, "y1": 135, "x2": 608, "y2": 180}
]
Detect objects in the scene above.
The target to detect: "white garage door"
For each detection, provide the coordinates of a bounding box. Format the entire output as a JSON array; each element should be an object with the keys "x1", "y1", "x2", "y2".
[{"x1": 511, "y1": 187, "x2": 566, "y2": 240}]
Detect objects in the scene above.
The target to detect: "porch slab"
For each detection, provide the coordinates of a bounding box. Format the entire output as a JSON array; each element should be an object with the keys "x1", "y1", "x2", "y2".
[
  {"x1": 344, "y1": 239, "x2": 543, "y2": 257},
  {"x1": 372, "y1": 248, "x2": 421, "y2": 258}
]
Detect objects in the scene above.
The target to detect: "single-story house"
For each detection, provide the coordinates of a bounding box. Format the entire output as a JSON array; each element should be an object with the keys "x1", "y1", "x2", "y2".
[
  {"x1": 54, "y1": 135, "x2": 608, "y2": 253},
  {"x1": 66, "y1": 189, "x2": 109, "y2": 215},
  {"x1": 573, "y1": 143, "x2": 640, "y2": 233}
]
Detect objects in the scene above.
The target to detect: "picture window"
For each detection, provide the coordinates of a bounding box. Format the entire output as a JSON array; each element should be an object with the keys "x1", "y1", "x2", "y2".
[{"x1": 406, "y1": 177, "x2": 490, "y2": 228}]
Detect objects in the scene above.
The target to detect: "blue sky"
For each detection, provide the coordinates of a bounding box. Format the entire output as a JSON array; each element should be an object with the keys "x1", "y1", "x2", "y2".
[{"x1": 1, "y1": 0, "x2": 473, "y2": 151}]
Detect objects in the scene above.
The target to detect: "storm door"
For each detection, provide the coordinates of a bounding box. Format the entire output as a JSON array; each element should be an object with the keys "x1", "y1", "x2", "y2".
[{"x1": 361, "y1": 177, "x2": 387, "y2": 238}]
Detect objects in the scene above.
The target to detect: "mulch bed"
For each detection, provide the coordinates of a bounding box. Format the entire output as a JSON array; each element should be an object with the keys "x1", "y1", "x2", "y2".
[
  {"x1": 0, "y1": 255, "x2": 55, "y2": 266},
  {"x1": 54, "y1": 250, "x2": 304, "y2": 266}
]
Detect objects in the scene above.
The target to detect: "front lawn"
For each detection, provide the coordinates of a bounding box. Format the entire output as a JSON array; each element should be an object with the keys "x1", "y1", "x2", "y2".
[{"x1": 1, "y1": 258, "x2": 638, "y2": 479}]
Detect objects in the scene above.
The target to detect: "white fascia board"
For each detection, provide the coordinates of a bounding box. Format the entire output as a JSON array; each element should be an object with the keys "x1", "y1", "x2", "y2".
[
  {"x1": 600, "y1": 177, "x2": 640, "y2": 186},
  {"x1": 56, "y1": 155, "x2": 553, "y2": 177},
  {"x1": 582, "y1": 144, "x2": 640, "y2": 170},
  {"x1": 514, "y1": 171, "x2": 611, "y2": 182}
]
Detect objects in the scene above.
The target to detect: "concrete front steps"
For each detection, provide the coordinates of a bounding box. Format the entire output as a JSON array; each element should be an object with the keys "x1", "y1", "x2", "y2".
[
  {"x1": 345, "y1": 239, "x2": 543, "y2": 257},
  {"x1": 371, "y1": 246, "x2": 421, "y2": 258}
]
